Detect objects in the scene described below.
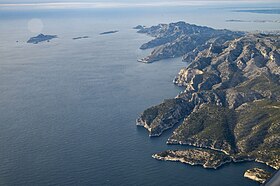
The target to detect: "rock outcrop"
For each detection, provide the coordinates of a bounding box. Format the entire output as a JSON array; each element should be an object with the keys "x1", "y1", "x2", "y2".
[
  {"x1": 136, "y1": 98, "x2": 193, "y2": 136},
  {"x1": 244, "y1": 168, "x2": 272, "y2": 183}
]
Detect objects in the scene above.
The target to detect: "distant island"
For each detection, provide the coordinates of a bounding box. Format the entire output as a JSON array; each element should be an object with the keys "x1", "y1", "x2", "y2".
[
  {"x1": 72, "y1": 36, "x2": 89, "y2": 40},
  {"x1": 99, "y1": 30, "x2": 119, "y2": 35},
  {"x1": 234, "y1": 9, "x2": 280, "y2": 15},
  {"x1": 27, "y1": 34, "x2": 57, "y2": 44},
  {"x1": 135, "y1": 21, "x2": 280, "y2": 184},
  {"x1": 226, "y1": 19, "x2": 280, "y2": 23}
]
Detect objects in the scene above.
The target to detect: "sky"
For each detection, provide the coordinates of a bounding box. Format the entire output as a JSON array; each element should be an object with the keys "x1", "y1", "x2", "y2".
[
  {"x1": 0, "y1": 0, "x2": 278, "y2": 9},
  {"x1": 1, "y1": 0, "x2": 279, "y2": 3}
]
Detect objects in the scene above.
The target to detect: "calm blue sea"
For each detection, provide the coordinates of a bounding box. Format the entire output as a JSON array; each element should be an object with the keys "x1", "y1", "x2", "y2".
[{"x1": 0, "y1": 3, "x2": 279, "y2": 186}]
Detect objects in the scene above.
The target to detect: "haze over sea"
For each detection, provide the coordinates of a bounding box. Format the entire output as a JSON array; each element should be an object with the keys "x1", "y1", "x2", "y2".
[{"x1": 0, "y1": 1, "x2": 279, "y2": 185}]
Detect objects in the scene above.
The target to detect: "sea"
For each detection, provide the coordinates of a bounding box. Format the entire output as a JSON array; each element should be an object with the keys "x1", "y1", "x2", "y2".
[{"x1": 0, "y1": 2, "x2": 279, "y2": 186}]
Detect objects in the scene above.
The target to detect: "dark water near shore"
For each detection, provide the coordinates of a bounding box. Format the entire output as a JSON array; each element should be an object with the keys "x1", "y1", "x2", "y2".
[{"x1": 0, "y1": 4, "x2": 279, "y2": 186}]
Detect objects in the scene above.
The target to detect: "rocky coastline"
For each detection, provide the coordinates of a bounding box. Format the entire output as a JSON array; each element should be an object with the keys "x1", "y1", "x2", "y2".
[{"x1": 135, "y1": 21, "x2": 280, "y2": 181}]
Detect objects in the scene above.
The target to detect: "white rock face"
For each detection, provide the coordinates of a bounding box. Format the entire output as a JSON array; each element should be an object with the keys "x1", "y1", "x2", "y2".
[{"x1": 173, "y1": 68, "x2": 203, "y2": 90}]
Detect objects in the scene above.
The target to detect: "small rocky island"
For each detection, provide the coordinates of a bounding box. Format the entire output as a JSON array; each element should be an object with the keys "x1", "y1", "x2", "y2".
[
  {"x1": 72, "y1": 36, "x2": 89, "y2": 40},
  {"x1": 135, "y1": 21, "x2": 280, "y2": 182},
  {"x1": 27, "y1": 34, "x2": 57, "y2": 44},
  {"x1": 99, "y1": 30, "x2": 119, "y2": 35},
  {"x1": 226, "y1": 19, "x2": 280, "y2": 23},
  {"x1": 244, "y1": 168, "x2": 272, "y2": 183}
]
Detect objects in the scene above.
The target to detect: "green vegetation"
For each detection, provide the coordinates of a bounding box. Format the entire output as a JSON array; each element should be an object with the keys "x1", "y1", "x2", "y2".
[
  {"x1": 169, "y1": 99, "x2": 280, "y2": 169},
  {"x1": 235, "y1": 100, "x2": 280, "y2": 169},
  {"x1": 170, "y1": 104, "x2": 236, "y2": 153}
]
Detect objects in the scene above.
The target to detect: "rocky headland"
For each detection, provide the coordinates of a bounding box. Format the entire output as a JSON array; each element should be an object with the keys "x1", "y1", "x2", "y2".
[
  {"x1": 152, "y1": 149, "x2": 231, "y2": 169},
  {"x1": 136, "y1": 21, "x2": 280, "y2": 180},
  {"x1": 134, "y1": 21, "x2": 244, "y2": 63}
]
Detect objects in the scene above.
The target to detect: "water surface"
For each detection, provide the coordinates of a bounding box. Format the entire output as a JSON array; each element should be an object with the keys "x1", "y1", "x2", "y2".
[{"x1": 0, "y1": 4, "x2": 279, "y2": 186}]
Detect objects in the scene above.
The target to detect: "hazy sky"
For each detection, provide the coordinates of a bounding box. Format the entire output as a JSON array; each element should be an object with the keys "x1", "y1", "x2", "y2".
[
  {"x1": 0, "y1": 0, "x2": 278, "y2": 9},
  {"x1": 1, "y1": 0, "x2": 278, "y2": 3}
]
